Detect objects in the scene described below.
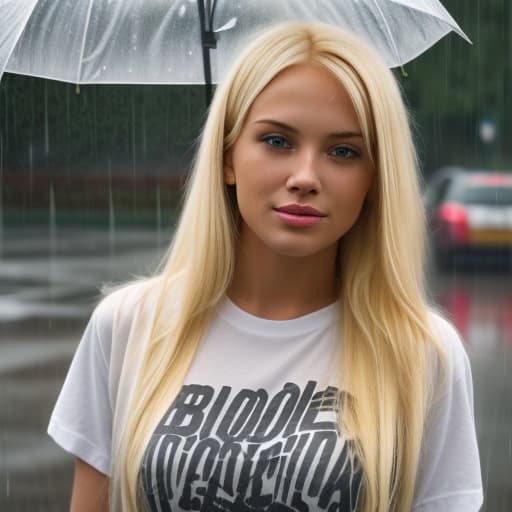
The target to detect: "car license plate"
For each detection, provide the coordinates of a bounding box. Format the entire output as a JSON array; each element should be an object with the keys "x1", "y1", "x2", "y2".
[{"x1": 468, "y1": 207, "x2": 512, "y2": 229}]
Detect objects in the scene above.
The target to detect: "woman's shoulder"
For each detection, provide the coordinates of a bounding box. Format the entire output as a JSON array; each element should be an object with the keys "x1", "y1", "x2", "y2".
[
  {"x1": 88, "y1": 277, "x2": 166, "y2": 357},
  {"x1": 95, "y1": 277, "x2": 158, "y2": 318},
  {"x1": 426, "y1": 308, "x2": 473, "y2": 391},
  {"x1": 427, "y1": 309, "x2": 464, "y2": 346}
]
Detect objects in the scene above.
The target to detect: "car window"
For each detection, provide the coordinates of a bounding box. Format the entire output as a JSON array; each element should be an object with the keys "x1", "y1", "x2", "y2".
[{"x1": 451, "y1": 185, "x2": 512, "y2": 206}]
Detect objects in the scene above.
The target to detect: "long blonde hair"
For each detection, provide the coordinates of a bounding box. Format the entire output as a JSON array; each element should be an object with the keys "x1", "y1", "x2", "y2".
[{"x1": 111, "y1": 22, "x2": 444, "y2": 511}]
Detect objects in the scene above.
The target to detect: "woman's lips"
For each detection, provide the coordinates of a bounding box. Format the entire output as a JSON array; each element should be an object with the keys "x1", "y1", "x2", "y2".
[{"x1": 274, "y1": 204, "x2": 325, "y2": 227}]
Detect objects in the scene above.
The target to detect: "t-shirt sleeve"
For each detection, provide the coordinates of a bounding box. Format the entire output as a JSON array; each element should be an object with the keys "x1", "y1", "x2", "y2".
[
  {"x1": 412, "y1": 313, "x2": 483, "y2": 511},
  {"x1": 47, "y1": 295, "x2": 115, "y2": 476}
]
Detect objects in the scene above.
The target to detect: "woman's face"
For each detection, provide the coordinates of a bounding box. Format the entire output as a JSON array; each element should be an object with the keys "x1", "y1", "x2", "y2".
[{"x1": 224, "y1": 62, "x2": 375, "y2": 260}]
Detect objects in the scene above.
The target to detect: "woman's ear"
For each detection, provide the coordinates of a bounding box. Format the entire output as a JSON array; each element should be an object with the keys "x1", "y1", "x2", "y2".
[
  {"x1": 223, "y1": 151, "x2": 236, "y2": 185},
  {"x1": 224, "y1": 169, "x2": 236, "y2": 185}
]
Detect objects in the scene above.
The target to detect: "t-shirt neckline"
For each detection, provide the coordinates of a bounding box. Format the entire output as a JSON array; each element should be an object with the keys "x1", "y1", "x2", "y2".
[{"x1": 218, "y1": 297, "x2": 339, "y2": 337}]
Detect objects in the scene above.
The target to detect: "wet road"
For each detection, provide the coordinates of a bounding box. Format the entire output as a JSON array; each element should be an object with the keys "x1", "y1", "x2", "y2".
[
  {"x1": 1, "y1": 227, "x2": 511, "y2": 511},
  {"x1": 431, "y1": 267, "x2": 512, "y2": 511}
]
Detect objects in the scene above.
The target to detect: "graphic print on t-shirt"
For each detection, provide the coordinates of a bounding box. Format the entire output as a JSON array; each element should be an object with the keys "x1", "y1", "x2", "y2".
[{"x1": 141, "y1": 380, "x2": 362, "y2": 512}]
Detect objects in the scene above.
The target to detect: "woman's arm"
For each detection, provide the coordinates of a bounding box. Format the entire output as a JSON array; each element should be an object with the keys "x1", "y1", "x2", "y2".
[{"x1": 70, "y1": 458, "x2": 109, "y2": 512}]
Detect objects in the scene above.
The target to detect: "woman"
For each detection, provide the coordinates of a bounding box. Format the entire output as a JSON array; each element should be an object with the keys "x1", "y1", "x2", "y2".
[{"x1": 49, "y1": 22, "x2": 483, "y2": 511}]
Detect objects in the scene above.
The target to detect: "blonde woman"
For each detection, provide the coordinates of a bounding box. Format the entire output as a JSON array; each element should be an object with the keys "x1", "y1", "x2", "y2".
[{"x1": 49, "y1": 22, "x2": 483, "y2": 512}]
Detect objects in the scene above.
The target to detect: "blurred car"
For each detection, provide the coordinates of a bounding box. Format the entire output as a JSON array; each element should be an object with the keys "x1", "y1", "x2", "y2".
[{"x1": 424, "y1": 167, "x2": 512, "y2": 269}]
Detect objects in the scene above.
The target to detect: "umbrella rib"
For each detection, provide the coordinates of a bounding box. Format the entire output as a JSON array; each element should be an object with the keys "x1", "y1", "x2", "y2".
[
  {"x1": 211, "y1": 0, "x2": 218, "y2": 26},
  {"x1": 0, "y1": 0, "x2": 472, "y2": 85},
  {"x1": 75, "y1": 0, "x2": 95, "y2": 84},
  {"x1": 0, "y1": 0, "x2": 40, "y2": 82},
  {"x1": 370, "y1": 0, "x2": 403, "y2": 67},
  {"x1": 389, "y1": 0, "x2": 471, "y2": 43}
]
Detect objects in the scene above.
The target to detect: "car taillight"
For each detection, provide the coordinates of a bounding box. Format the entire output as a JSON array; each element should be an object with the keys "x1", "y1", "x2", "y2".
[{"x1": 438, "y1": 202, "x2": 469, "y2": 242}]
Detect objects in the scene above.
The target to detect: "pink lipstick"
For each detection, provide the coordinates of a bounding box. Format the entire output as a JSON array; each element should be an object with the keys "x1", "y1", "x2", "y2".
[{"x1": 274, "y1": 204, "x2": 325, "y2": 227}]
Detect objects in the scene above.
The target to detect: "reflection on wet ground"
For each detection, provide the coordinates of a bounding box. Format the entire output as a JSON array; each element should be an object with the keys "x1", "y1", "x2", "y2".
[
  {"x1": 432, "y1": 267, "x2": 512, "y2": 512},
  {"x1": 1, "y1": 228, "x2": 511, "y2": 511},
  {"x1": 0, "y1": 227, "x2": 167, "y2": 511}
]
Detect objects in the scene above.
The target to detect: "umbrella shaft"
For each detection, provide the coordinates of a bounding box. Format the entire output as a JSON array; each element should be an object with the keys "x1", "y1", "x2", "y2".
[{"x1": 197, "y1": 0, "x2": 215, "y2": 106}]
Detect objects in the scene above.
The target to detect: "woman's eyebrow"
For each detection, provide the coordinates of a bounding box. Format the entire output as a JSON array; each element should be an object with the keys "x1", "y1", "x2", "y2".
[{"x1": 253, "y1": 119, "x2": 363, "y2": 138}]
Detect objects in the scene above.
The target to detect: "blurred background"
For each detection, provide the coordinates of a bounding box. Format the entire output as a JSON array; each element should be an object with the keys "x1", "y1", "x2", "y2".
[{"x1": 0, "y1": 0, "x2": 511, "y2": 510}]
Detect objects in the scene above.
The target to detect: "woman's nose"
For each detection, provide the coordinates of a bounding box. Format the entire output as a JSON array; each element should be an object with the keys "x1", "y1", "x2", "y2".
[{"x1": 285, "y1": 151, "x2": 322, "y2": 194}]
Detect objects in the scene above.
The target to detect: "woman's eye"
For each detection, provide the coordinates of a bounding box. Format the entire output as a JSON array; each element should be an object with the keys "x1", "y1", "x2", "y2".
[
  {"x1": 262, "y1": 135, "x2": 290, "y2": 149},
  {"x1": 331, "y1": 146, "x2": 360, "y2": 159}
]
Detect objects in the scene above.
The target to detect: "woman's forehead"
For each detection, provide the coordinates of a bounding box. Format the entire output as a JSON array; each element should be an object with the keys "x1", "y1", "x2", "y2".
[{"x1": 243, "y1": 63, "x2": 363, "y2": 134}]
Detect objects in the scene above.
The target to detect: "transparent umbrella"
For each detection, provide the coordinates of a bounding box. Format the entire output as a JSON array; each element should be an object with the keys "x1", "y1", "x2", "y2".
[{"x1": 0, "y1": 0, "x2": 470, "y2": 101}]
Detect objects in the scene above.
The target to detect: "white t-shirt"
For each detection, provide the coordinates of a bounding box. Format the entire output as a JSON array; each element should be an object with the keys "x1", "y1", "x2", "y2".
[{"x1": 48, "y1": 281, "x2": 483, "y2": 511}]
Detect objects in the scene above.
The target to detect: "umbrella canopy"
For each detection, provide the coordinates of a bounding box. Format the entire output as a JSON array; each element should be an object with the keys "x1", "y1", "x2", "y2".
[{"x1": 0, "y1": 0, "x2": 470, "y2": 86}]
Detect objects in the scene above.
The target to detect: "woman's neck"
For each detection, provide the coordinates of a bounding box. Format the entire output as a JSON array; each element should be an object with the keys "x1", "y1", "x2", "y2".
[{"x1": 227, "y1": 238, "x2": 339, "y2": 320}]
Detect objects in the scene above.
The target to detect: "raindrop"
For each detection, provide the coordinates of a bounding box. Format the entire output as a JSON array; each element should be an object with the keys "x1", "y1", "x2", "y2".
[
  {"x1": 179, "y1": 5, "x2": 186, "y2": 17},
  {"x1": 92, "y1": 87, "x2": 98, "y2": 165},
  {"x1": 108, "y1": 159, "x2": 115, "y2": 256},
  {"x1": 0, "y1": 134, "x2": 3, "y2": 260},
  {"x1": 64, "y1": 80, "x2": 71, "y2": 116},
  {"x1": 66, "y1": 84, "x2": 71, "y2": 176},
  {"x1": 48, "y1": 182, "x2": 58, "y2": 305},
  {"x1": 188, "y1": 50, "x2": 193, "y2": 56},
  {"x1": 29, "y1": 142, "x2": 33, "y2": 190},
  {"x1": 142, "y1": 98, "x2": 147, "y2": 156},
  {"x1": 44, "y1": 81, "x2": 50, "y2": 155},
  {"x1": 156, "y1": 184, "x2": 162, "y2": 248},
  {"x1": 133, "y1": 45, "x2": 137, "y2": 51},
  {"x1": 131, "y1": 91, "x2": 137, "y2": 211},
  {"x1": 49, "y1": 183, "x2": 56, "y2": 254},
  {"x1": 3, "y1": 80, "x2": 8, "y2": 153},
  {"x1": 128, "y1": 68, "x2": 133, "y2": 73}
]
